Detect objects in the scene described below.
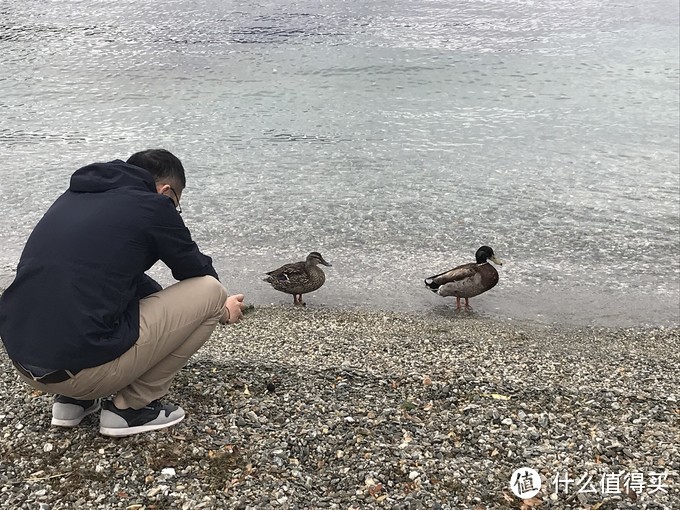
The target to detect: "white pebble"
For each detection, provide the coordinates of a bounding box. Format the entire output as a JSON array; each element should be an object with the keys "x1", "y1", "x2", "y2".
[{"x1": 161, "y1": 467, "x2": 176, "y2": 477}]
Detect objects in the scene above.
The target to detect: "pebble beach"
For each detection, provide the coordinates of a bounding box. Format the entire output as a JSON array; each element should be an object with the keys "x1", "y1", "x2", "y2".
[{"x1": 0, "y1": 306, "x2": 678, "y2": 510}]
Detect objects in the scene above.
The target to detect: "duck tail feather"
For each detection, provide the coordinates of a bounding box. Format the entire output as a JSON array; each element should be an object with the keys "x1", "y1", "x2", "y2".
[{"x1": 424, "y1": 278, "x2": 440, "y2": 291}]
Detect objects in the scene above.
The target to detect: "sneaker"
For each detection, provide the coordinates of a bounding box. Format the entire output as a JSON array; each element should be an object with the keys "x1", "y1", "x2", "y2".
[
  {"x1": 51, "y1": 395, "x2": 101, "y2": 427},
  {"x1": 99, "y1": 399, "x2": 185, "y2": 437}
]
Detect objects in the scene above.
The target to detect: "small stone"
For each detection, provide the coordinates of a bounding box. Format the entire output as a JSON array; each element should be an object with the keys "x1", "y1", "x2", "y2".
[{"x1": 147, "y1": 486, "x2": 162, "y2": 497}]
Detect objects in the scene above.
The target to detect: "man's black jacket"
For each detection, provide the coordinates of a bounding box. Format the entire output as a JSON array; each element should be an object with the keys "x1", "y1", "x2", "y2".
[{"x1": 0, "y1": 160, "x2": 219, "y2": 370}]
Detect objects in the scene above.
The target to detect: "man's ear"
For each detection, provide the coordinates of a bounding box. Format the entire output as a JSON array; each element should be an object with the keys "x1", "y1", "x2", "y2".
[{"x1": 156, "y1": 183, "x2": 171, "y2": 194}]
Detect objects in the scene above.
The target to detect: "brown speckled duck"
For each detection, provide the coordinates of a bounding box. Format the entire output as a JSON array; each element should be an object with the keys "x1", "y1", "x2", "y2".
[
  {"x1": 424, "y1": 246, "x2": 502, "y2": 309},
  {"x1": 264, "y1": 251, "x2": 332, "y2": 306}
]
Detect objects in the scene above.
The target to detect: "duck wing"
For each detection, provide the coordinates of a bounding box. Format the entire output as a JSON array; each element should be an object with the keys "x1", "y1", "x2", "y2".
[
  {"x1": 425, "y1": 262, "x2": 477, "y2": 290},
  {"x1": 426, "y1": 263, "x2": 499, "y2": 298},
  {"x1": 265, "y1": 261, "x2": 309, "y2": 287}
]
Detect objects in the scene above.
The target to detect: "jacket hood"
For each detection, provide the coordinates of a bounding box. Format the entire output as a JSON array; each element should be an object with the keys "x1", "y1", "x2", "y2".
[{"x1": 70, "y1": 160, "x2": 157, "y2": 194}]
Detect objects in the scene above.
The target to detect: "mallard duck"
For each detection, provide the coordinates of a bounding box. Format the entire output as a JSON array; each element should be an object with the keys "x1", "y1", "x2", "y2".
[
  {"x1": 424, "y1": 245, "x2": 502, "y2": 309},
  {"x1": 264, "y1": 251, "x2": 332, "y2": 306}
]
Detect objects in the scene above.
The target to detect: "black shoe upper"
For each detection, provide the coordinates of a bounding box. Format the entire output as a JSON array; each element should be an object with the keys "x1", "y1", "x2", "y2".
[{"x1": 102, "y1": 400, "x2": 180, "y2": 427}]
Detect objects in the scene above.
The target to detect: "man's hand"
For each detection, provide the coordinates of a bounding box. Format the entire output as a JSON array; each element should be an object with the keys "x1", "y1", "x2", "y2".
[{"x1": 221, "y1": 293, "x2": 245, "y2": 324}]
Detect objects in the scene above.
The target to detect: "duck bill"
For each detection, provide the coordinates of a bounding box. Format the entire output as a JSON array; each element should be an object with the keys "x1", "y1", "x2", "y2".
[
  {"x1": 321, "y1": 260, "x2": 333, "y2": 267},
  {"x1": 490, "y1": 255, "x2": 503, "y2": 265}
]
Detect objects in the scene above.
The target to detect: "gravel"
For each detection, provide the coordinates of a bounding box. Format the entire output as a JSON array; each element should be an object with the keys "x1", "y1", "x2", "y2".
[{"x1": 1, "y1": 306, "x2": 678, "y2": 509}]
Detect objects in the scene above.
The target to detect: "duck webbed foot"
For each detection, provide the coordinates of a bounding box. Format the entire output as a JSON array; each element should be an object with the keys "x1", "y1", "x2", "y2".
[{"x1": 294, "y1": 294, "x2": 306, "y2": 306}]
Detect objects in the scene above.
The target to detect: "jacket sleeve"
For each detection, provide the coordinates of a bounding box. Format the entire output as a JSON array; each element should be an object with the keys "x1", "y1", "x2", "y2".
[
  {"x1": 148, "y1": 206, "x2": 220, "y2": 282},
  {"x1": 135, "y1": 274, "x2": 163, "y2": 298}
]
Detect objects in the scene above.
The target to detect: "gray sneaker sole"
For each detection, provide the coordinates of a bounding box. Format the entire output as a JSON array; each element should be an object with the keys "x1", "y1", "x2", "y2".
[{"x1": 99, "y1": 413, "x2": 185, "y2": 437}]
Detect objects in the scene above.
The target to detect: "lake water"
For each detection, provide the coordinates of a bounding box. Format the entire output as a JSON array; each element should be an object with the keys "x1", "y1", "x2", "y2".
[{"x1": 1, "y1": 0, "x2": 678, "y2": 327}]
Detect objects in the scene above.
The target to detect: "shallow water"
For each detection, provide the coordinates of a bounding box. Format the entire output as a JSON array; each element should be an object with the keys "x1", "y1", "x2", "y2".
[{"x1": 1, "y1": 0, "x2": 678, "y2": 327}]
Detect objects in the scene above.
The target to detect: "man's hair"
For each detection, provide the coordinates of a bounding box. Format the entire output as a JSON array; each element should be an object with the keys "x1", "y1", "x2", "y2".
[{"x1": 127, "y1": 149, "x2": 186, "y2": 189}]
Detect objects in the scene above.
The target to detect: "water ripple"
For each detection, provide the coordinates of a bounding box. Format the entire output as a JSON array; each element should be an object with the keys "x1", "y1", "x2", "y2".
[{"x1": 0, "y1": 0, "x2": 677, "y2": 326}]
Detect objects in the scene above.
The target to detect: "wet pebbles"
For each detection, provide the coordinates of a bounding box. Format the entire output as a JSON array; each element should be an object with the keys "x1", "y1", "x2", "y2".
[{"x1": 1, "y1": 307, "x2": 678, "y2": 509}]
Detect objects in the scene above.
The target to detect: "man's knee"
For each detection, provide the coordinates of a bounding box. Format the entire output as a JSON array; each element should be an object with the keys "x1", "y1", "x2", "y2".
[
  {"x1": 197, "y1": 275, "x2": 229, "y2": 307},
  {"x1": 153, "y1": 276, "x2": 228, "y2": 318}
]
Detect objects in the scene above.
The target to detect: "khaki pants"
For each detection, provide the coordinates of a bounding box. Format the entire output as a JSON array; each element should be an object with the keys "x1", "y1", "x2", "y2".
[{"x1": 18, "y1": 276, "x2": 228, "y2": 409}]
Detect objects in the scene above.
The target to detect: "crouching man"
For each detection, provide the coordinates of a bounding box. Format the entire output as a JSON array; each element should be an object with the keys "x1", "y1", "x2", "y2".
[{"x1": 0, "y1": 149, "x2": 244, "y2": 437}]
